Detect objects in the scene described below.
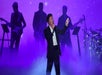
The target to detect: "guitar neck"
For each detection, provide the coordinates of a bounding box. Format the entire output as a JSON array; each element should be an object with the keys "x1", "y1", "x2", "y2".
[
  {"x1": 0, "y1": 18, "x2": 9, "y2": 23},
  {"x1": 74, "y1": 21, "x2": 81, "y2": 26},
  {"x1": 0, "y1": 18, "x2": 11, "y2": 27}
]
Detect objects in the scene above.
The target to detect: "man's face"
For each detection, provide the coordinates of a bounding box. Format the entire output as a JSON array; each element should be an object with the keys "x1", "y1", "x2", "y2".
[
  {"x1": 39, "y1": 3, "x2": 43, "y2": 11},
  {"x1": 48, "y1": 16, "x2": 54, "y2": 26},
  {"x1": 13, "y1": 6, "x2": 18, "y2": 13},
  {"x1": 63, "y1": 6, "x2": 67, "y2": 14}
]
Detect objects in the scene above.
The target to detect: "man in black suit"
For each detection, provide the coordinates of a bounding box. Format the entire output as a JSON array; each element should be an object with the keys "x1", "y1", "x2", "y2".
[{"x1": 44, "y1": 14, "x2": 70, "y2": 75}]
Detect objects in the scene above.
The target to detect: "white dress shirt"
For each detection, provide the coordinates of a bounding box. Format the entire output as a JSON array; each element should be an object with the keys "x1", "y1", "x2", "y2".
[{"x1": 49, "y1": 26, "x2": 58, "y2": 46}]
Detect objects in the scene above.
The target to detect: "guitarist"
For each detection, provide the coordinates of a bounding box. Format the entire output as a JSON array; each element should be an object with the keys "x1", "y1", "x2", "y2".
[
  {"x1": 58, "y1": 6, "x2": 84, "y2": 51},
  {"x1": 10, "y1": 2, "x2": 26, "y2": 50},
  {"x1": 58, "y1": 6, "x2": 74, "y2": 50}
]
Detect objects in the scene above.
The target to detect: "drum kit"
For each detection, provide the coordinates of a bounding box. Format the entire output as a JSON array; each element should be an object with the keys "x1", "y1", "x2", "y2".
[{"x1": 84, "y1": 28, "x2": 102, "y2": 60}]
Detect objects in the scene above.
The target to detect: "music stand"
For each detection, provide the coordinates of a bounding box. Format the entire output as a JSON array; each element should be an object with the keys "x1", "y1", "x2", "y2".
[
  {"x1": 73, "y1": 26, "x2": 80, "y2": 35},
  {"x1": 1, "y1": 24, "x2": 9, "y2": 33},
  {"x1": 0, "y1": 24, "x2": 10, "y2": 53},
  {"x1": 72, "y1": 26, "x2": 81, "y2": 56}
]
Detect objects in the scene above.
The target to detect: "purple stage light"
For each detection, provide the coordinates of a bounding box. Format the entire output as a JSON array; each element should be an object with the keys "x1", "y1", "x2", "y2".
[{"x1": 0, "y1": 0, "x2": 102, "y2": 75}]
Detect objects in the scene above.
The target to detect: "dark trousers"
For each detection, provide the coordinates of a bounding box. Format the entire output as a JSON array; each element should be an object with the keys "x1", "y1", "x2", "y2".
[
  {"x1": 10, "y1": 32, "x2": 21, "y2": 50},
  {"x1": 46, "y1": 46, "x2": 60, "y2": 75}
]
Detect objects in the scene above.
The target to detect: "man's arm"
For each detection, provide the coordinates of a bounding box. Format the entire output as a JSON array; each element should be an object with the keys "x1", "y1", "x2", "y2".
[
  {"x1": 68, "y1": 17, "x2": 74, "y2": 29},
  {"x1": 44, "y1": 29, "x2": 53, "y2": 41},
  {"x1": 56, "y1": 18, "x2": 70, "y2": 34},
  {"x1": 10, "y1": 13, "x2": 14, "y2": 28},
  {"x1": 33, "y1": 13, "x2": 36, "y2": 31},
  {"x1": 21, "y1": 14, "x2": 26, "y2": 29}
]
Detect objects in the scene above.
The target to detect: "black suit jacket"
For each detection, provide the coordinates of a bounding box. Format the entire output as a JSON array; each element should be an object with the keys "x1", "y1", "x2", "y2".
[{"x1": 44, "y1": 25, "x2": 68, "y2": 58}]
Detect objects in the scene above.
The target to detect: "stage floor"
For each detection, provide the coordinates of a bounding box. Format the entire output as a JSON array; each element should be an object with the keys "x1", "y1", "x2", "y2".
[{"x1": 0, "y1": 41, "x2": 102, "y2": 75}]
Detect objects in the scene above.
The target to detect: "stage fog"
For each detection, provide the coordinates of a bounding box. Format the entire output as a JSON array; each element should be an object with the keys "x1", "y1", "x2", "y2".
[{"x1": 0, "y1": 0, "x2": 102, "y2": 75}]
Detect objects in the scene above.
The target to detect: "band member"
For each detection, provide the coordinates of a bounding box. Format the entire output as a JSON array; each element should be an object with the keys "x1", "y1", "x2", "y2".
[
  {"x1": 44, "y1": 14, "x2": 69, "y2": 75},
  {"x1": 10, "y1": 2, "x2": 26, "y2": 50},
  {"x1": 33, "y1": 2, "x2": 47, "y2": 41},
  {"x1": 58, "y1": 5, "x2": 73, "y2": 50},
  {"x1": 33, "y1": 2, "x2": 47, "y2": 56}
]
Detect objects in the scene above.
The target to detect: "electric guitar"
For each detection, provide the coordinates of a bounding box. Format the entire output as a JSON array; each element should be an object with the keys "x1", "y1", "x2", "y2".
[{"x1": 73, "y1": 16, "x2": 85, "y2": 28}]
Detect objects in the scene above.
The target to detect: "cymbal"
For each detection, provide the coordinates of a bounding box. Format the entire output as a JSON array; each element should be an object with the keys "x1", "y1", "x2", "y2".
[{"x1": 96, "y1": 28, "x2": 102, "y2": 32}]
